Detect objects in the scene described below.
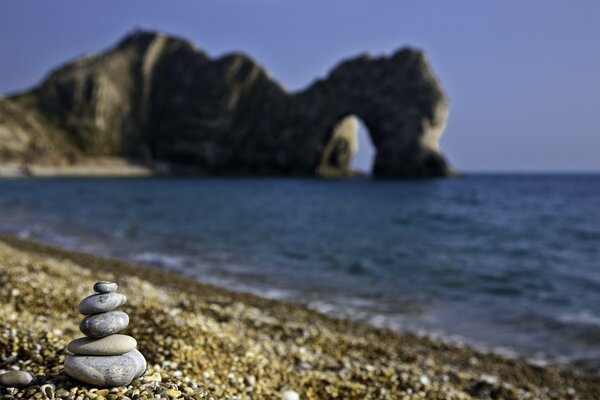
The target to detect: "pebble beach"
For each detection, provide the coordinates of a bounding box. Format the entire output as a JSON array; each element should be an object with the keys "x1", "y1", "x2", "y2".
[{"x1": 0, "y1": 233, "x2": 598, "y2": 400}]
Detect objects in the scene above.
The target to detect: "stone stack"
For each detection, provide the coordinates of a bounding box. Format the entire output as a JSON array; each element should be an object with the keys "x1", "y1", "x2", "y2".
[{"x1": 64, "y1": 281, "x2": 146, "y2": 387}]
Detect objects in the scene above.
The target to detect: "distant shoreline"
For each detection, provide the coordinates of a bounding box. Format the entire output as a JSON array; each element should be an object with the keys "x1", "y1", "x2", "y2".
[
  {"x1": 1, "y1": 160, "x2": 597, "y2": 178},
  {"x1": 0, "y1": 158, "x2": 155, "y2": 177},
  {"x1": 0, "y1": 158, "x2": 370, "y2": 178}
]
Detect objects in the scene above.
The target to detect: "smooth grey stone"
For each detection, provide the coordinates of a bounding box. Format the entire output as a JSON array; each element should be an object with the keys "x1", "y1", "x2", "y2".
[
  {"x1": 128, "y1": 349, "x2": 147, "y2": 378},
  {"x1": 94, "y1": 281, "x2": 118, "y2": 293},
  {"x1": 67, "y1": 334, "x2": 137, "y2": 355},
  {"x1": 80, "y1": 311, "x2": 129, "y2": 338},
  {"x1": 64, "y1": 349, "x2": 146, "y2": 387},
  {"x1": 78, "y1": 293, "x2": 127, "y2": 315},
  {"x1": 0, "y1": 370, "x2": 33, "y2": 387}
]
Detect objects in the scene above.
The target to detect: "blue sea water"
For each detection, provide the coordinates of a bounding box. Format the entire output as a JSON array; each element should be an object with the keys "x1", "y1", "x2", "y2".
[{"x1": 0, "y1": 175, "x2": 599, "y2": 370}]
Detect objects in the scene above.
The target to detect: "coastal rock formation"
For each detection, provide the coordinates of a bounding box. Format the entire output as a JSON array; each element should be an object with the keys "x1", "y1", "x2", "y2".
[{"x1": 0, "y1": 30, "x2": 453, "y2": 178}]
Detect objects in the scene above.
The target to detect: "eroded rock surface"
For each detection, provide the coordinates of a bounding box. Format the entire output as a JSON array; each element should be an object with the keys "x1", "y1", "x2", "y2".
[{"x1": 0, "y1": 30, "x2": 454, "y2": 178}]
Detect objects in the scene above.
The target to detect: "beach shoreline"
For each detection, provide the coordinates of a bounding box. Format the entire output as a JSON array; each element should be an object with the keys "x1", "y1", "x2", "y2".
[
  {"x1": 0, "y1": 159, "x2": 155, "y2": 178},
  {"x1": 0, "y1": 233, "x2": 598, "y2": 399}
]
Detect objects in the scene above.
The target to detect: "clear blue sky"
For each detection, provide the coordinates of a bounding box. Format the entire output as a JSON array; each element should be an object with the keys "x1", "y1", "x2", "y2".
[{"x1": 1, "y1": 0, "x2": 598, "y2": 172}]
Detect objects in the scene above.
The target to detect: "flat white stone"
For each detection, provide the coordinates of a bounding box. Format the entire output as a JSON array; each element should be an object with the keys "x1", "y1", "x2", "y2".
[
  {"x1": 282, "y1": 390, "x2": 300, "y2": 400},
  {"x1": 78, "y1": 293, "x2": 126, "y2": 315},
  {"x1": 64, "y1": 349, "x2": 146, "y2": 387},
  {"x1": 67, "y1": 334, "x2": 137, "y2": 355},
  {"x1": 80, "y1": 311, "x2": 129, "y2": 338}
]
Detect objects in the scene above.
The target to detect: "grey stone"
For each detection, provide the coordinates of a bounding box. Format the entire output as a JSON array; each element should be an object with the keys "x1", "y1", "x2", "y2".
[
  {"x1": 40, "y1": 384, "x2": 55, "y2": 399},
  {"x1": 94, "y1": 281, "x2": 118, "y2": 293},
  {"x1": 80, "y1": 311, "x2": 129, "y2": 338},
  {"x1": 78, "y1": 293, "x2": 126, "y2": 315},
  {"x1": 67, "y1": 334, "x2": 137, "y2": 355},
  {"x1": 0, "y1": 371, "x2": 33, "y2": 387},
  {"x1": 64, "y1": 349, "x2": 146, "y2": 387},
  {"x1": 128, "y1": 349, "x2": 147, "y2": 377}
]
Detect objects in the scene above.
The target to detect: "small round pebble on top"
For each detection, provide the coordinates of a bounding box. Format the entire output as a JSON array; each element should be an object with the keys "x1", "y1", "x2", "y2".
[{"x1": 93, "y1": 281, "x2": 118, "y2": 293}]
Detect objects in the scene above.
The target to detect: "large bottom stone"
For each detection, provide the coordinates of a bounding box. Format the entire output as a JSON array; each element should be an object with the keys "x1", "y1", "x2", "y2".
[{"x1": 64, "y1": 349, "x2": 146, "y2": 387}]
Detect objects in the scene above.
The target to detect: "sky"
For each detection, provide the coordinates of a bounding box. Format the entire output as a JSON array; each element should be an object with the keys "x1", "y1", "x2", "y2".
[{"x1": 0, "y1": 0, "x2": 598, "y2": 172}]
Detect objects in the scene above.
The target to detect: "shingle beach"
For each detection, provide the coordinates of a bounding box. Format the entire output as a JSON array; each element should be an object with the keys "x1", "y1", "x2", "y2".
[{"x1": 0, "y1": 234, "x2": 598, "y2": 399}]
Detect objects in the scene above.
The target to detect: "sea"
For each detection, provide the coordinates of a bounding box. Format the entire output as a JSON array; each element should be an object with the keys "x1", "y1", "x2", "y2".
[{"x1": 0, "y1": 175, "x2": 599, "y2": 372}]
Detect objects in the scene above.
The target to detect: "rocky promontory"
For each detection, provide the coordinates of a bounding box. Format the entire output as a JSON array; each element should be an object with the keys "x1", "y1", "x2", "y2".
[{"x1": 0, "y1": 30, "x2": 453, "y2": 178}]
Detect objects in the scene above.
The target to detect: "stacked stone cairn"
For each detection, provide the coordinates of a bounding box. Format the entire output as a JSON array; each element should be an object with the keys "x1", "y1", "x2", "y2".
[{"x1": 64, "y1": 281, "x2": 146, "y2": 387}]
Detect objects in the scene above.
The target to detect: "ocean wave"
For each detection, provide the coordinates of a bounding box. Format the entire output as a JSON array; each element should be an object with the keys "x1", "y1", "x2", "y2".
[
  {"x1": 558, "y1": 310, "x2": 600, "y2": 326},
  {"x1": 130, "y1": 252, "x2": 187, "y2": 269}
]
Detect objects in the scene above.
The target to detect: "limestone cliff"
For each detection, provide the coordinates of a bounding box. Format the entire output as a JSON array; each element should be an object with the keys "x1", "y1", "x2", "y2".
[{"x1": 0, "y1": 30, "x2": 454, "y2": 177}]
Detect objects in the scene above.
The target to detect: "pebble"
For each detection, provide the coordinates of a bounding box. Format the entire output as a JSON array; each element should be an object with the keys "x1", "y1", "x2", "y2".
[
  {"x1": 78, "y1": 293, "x2": 127, "y2": 315},
  {"x1": 0, "y1": 370, "x2": 33, "y2": 387},
  {"x1": 80, "y1": 311, "x2": 129, "y2": 338},
  {"x1": 40, "y1": 383, "x2": 55, "y2": 399},
  {"x1": 94, "y1": 281, "x2": 118, "y2": 293},
  {"x1": 166, "y1": 388, "x2": 181, "y2": 398},
  {"x1": 281, "y1": 390, "x2": 300, "y2": 400},
  {"x1": 67, "y1": 334, "x2": 137, "y2": 355},
  {"x1": 142, "y1": 372, "x2": 162, "y2": 383},
  {"x1": 64, "y1": 349, "x2": 146, "y2": 387}
]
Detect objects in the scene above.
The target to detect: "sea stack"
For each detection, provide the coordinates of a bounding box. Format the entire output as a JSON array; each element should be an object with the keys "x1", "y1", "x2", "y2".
[{"x1": 64, "y1": 281, "x2": 146, "y2": 387}]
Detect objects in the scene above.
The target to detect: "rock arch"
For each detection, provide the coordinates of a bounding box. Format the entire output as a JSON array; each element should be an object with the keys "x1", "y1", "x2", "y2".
[
  {"x1": 299, "y1": 50, "x2": 453, "y2": 178},
  {"x1": 0, "y1": 30, "x2": 455, "y2": 178}
]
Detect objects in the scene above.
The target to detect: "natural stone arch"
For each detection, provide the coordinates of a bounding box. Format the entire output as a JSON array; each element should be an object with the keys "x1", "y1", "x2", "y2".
[
  {"x1": 0, "y1": 30, "x2": 455, "y2": 178},
  {"x1": 299, "y1": 49, "x2": 453, "y2": 178}
]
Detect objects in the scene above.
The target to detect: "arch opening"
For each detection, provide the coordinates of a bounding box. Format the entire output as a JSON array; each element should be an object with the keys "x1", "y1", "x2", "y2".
[
  {"x1": 317, "y1": 114, "x2": 376, "y2": 177},
  {"x1": 350, "y1": 116, "x2": 376, "y2": 175}
]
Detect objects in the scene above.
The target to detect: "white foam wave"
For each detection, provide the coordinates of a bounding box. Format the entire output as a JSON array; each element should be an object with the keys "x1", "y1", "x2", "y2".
[
  {"x1": 558, "y1": 310, "x2": 600, "y2": 326},
  {"x1": 131, "y1": 252, "x2": 187, "y2": 269}
]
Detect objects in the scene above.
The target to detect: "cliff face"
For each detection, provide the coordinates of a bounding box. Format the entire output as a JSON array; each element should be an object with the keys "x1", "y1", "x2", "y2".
[{"x1": 0, "y1": 30, "x2": 454, "y2": 177}]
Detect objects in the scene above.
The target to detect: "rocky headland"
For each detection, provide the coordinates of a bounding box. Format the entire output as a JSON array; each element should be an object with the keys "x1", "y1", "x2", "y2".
[
  {"x1": 0, "y1": 30, "x2": 453, "y2": 178},
  {"x1": 0, "y1": 233, "x2": 599, "y2": 399}
]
